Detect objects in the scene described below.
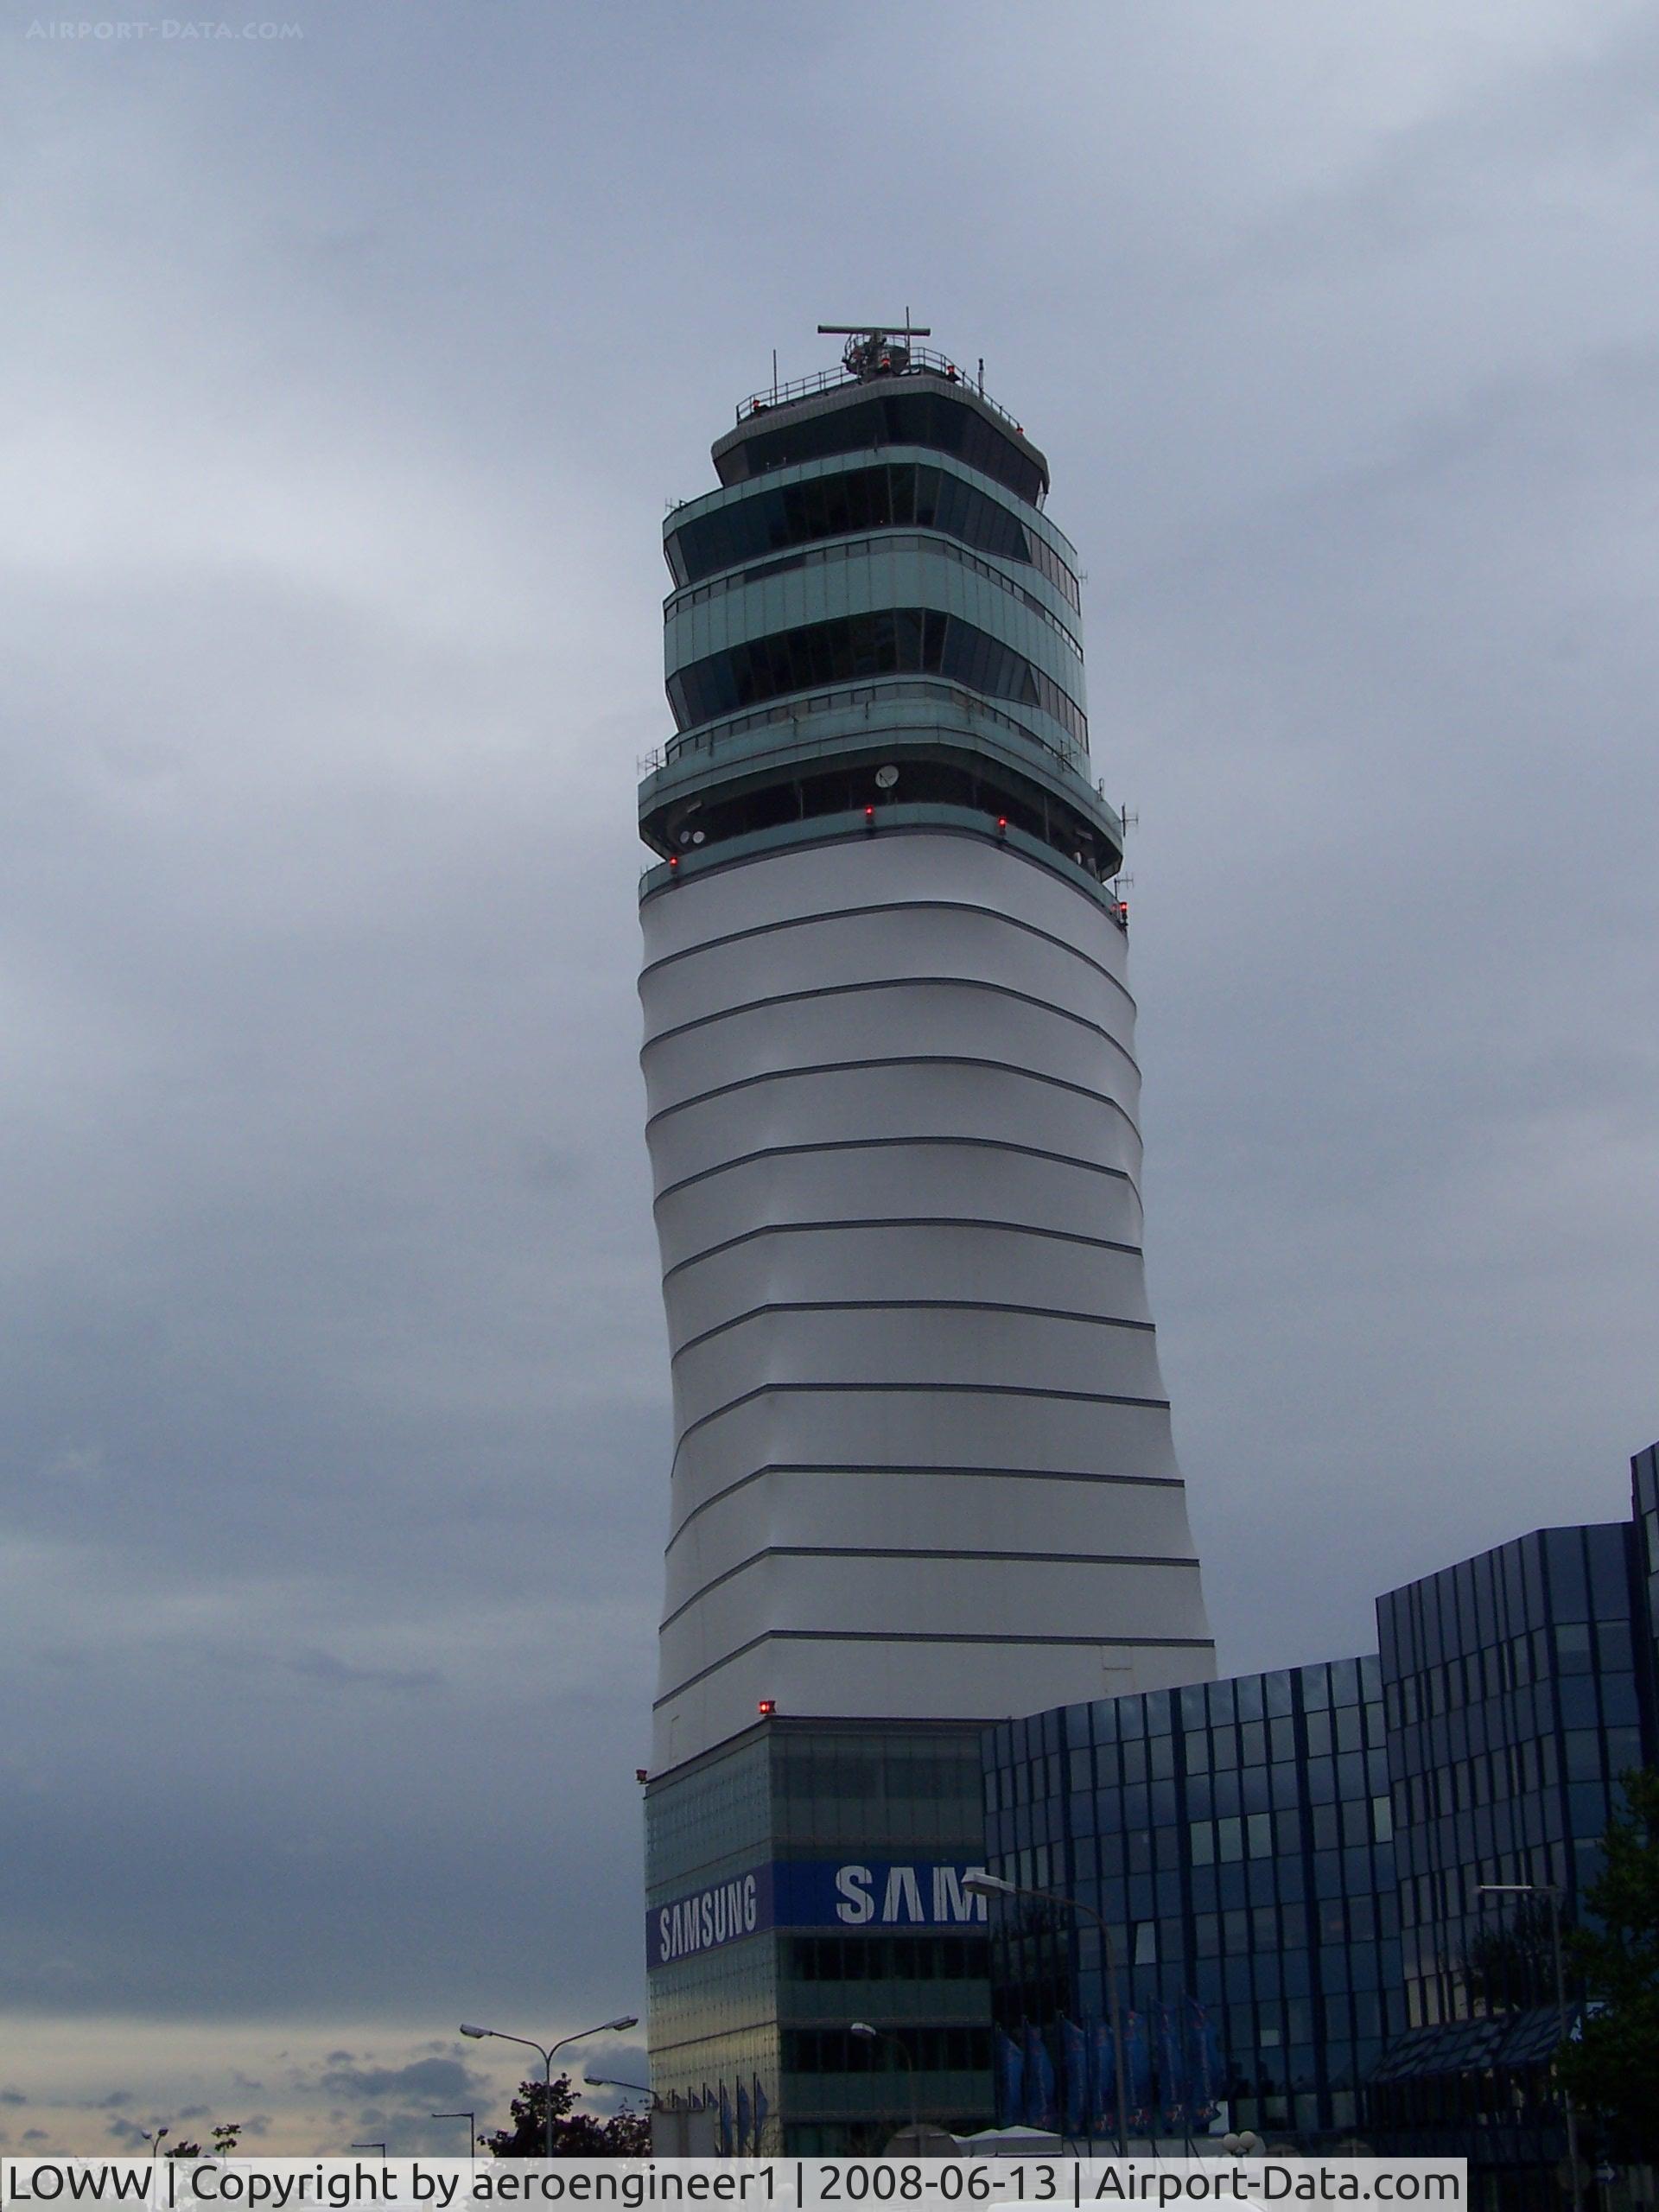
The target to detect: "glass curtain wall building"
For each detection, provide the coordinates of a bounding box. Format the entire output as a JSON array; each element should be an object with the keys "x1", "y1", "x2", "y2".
[
  {"x1": 638, "y1": 330, "x2": 1215, "y2": 2146},
  {"x1": 983, "y1": 1657, "x2": 1396, "y2": 2143},
  {"x1": 982, "y1": 1462, "x2": 1658, "y2": 2200},
  {"x1": 1369, "y1": 1510, "x2": 1654, "y2": 2190}
]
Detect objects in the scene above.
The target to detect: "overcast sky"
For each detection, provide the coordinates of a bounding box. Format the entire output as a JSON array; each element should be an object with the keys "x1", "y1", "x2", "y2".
[{"x1": 3, "y1": 0, "x2": 1659, "y2": 2155}]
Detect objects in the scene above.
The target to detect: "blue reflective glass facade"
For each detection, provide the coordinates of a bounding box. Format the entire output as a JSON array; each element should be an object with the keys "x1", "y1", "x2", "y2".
[
  {"x1": 982, "y1": 1656, "x2": 1396, "y2": 2142},
  {"x1": 982, "y1": 1465, "x2": 1659, "y2": 2198},
  {"x1": 1634, "y1": 1443, "x2": 1659, "y2": 1708},
  {"x1": 1379, "y1": 1521, "x2": 1648, "y2": 2032},
  {"x1": 1370, "y1": 1510, "x2": 1656, "y2": 2193}
]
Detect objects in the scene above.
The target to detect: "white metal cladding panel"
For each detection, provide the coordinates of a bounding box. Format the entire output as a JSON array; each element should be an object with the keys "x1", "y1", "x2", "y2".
[
  {"x1": 640, "y1": 900, "x2": 1133, "y2": 1048},
  {"x1": 653, "y1": 1149, "x2": 1147, "y2": 1274},
  {"x1": 642, "y1": 833, "x2": 1212, "y2": 1769},
  {"x1": 664, "y1": 1225, "x2": 1154, "y2": 1339},
  {"x1": 646, "y1": 1060, "x2": 1143, "y2": 1198},
  {"x1": 653, "y1": 1637, "x2": 1209, "y2": 1777},
  {"x1": 660, "y1": 1557, "x2": 1208, "y2": 1682},
  {"x1": 671, "y1": 1308, "x2": 1170, "y2": 1433},
  {"x1": 643, "y1": 983, "x2": 1138, "y2": 1122},
  {"x1": 669, "y1": 1468, "x2": 1200, "y2": 1574},
  {"x1": 663, "y1": 1491, "x2": 1207, "y2": 1656},
  {"x1": 669, "y1": 1389, "x2": 1185, "y2": 1518}
]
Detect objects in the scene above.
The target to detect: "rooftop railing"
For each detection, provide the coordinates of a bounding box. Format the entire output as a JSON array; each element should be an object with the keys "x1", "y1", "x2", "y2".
[
  {"x1": 639, "y1": 800, "x2": 1130, "y2": 928},
  {"x1": 734, "y1": 349, "x2": 1026, "y2": 436}
]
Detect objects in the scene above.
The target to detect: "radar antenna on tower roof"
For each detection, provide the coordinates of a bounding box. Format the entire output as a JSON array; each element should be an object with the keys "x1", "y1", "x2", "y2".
[{"x1": 817, "y1": 320, "x2": 931, "y2": 382}]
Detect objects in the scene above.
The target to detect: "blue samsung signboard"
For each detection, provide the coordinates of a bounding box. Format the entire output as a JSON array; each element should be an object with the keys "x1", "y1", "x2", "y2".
[{"x1": 647, "y1": 1860, "x2": 988, "y2": 1969}]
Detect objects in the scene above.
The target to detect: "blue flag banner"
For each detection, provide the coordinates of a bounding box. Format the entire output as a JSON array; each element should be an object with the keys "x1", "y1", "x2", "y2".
[
  {"x1": 994, "y1": 2026, "x2": 1024, "y2": 2126},
  {"x1": 1088, "y1": 2014, "x2": 1117, "y2": 2139},
  {"x1": 753, "y1": 2076, "x2": 769, "y2": 2156},
  {"x1": 1157, "y1": 2001, "x2": 1188, "y2": 2135},
  {"x1": 1185, "y1": 1996, "x2": 1221, "y2": 2129},
  {"x1": 717, "y1": 2082, "x2": 732, "y2": 2157},
  {"x1": 735, "y1": 2078, "x2": 751, "y2": 2156},
  {"x1": 1060, "y1": 2017, "x2": 1087, "y2": 2138},
  {"x1": 1124, "y1": 2011, "x2": 1153, "y2": 2132},
  {"x1": 1022, "y1": 2020, "x2": 1057, "y2": 2130}
]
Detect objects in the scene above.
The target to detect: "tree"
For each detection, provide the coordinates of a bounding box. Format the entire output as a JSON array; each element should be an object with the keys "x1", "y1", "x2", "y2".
[
  {"x1": 1559, "y1": 1766, "x2": 1659, "y2": 2161},
  {"x1": 162, "y1": 2125, "x2": 242, "y2": 2159},
  {"x1": 482, "y1": 2076, "x2": 650, "y2": 2158},
  {"x1": 1461, "y1": 1894, "x2": 1557, "y2": 2015}
]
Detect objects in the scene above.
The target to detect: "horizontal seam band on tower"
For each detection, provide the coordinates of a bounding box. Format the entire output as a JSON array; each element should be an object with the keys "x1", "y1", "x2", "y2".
[
  {"x1": 661, "y1": 1217, "x2": 1144, "y2": 1286},
  {"x1": 639, "y1": 895, "x2": 1135, "y2": 1008},
  {"x1": 670, "y1": 1298, "x2": 1157, "y2": 1363},
  {"x1": 644, "y1": 1053, "x2": 1143, "y2": 1140},
  {"x1": 658, "y1": 1545, "x2": 1205, "y2": 1631},
  {"x1": 652, "y1": 1135, "x2": 1141, "y2": 1211},
  {"x1": 654, "y1": 1628, "x2": 1219, "y2": 1707},
  {"x1": 671, "y1": 1379, "x2": 1173, "y2": 1462},
  {"x1": 664, "y1": 1462, "x2": 1186, "y2": 1557},
  {"x1": 639, "y1": 972, "x2": 1140, "y2": 1074}
]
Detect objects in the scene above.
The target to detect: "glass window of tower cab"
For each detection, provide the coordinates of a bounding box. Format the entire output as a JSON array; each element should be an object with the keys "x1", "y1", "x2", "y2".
[{"x1": 636, "y1": 327, "x2": 1215, "y2": 2156}]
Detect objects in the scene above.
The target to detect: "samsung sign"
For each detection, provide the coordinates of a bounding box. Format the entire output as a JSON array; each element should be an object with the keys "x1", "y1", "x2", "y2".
[{"x1": 647, "y1": 1861, "x2": 988, "y2": 1969}]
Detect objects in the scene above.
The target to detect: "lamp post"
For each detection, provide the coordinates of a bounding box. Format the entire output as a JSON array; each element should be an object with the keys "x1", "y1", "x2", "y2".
[
  {"x1": 461, "y1": 2017, "x2": 639, "y2": 2161},
  {"x1": 850, "y1": 2021, "x2": 918, "y2": 2139},
  {"x1": 966, "y1": 1869, "x2": 1128, "y2": 2158},
  {"x1": 430, "y1": 2112, "x2": 477, "y2": 2158},
  {"x1": 1477, "y1": 1884, "x2": 1583, "y2": 2212}
]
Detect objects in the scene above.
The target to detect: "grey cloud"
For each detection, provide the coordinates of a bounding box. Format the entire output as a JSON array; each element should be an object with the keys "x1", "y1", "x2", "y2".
[
  {"x1": 319, "y1": 2062, "x2": 483, "y2": 2103},
  {"x1": 283, "y1": 1651, "x2": 443, "y2": 1696}
]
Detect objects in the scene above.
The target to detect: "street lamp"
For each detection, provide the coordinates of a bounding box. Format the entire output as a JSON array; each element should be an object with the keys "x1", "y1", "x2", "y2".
[
  {"x1": 965, "y1": 1869, "x2": 1128, "y2": 2158},
  {"x1": 461, "y1": 2017, "x2": 639, "y2": 2161},
  {"x1": 1477, "y1": 1884, "x2": 1583, "y2": 2212},
  {"x1": 850, "y1": 2022, "x2": 918, "y2": 2139},
  {"x1": 584, "y1": 2075, "x2": 659, "y2": 2110},
  {"x1": 430, "y1": 2113, "x2": 477, "y2": 2157}
]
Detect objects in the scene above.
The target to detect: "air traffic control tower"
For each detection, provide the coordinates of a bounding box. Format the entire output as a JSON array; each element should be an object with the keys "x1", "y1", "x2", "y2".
[{"x1": 638, "y1": 328, "x2": 1216, "y2": 2151}]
